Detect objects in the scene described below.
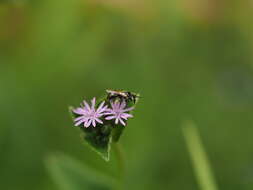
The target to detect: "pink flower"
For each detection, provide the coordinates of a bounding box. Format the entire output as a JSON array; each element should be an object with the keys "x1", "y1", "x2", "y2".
[
  {"x1": 73, "y1": 97, "x2": 108, "y2": 128},
  {"x1": 104, "y1": 100, "x2": 134, "y2": 126}
]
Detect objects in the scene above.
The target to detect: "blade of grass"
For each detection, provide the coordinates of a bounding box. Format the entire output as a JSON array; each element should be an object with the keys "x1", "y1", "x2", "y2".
[{"x1": 182, "y1": 121, "x2": 218, "y2": 190}]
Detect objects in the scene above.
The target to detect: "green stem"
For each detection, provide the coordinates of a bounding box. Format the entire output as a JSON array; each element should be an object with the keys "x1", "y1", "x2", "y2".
[{"x1": 113, "y1": 143, "x2": 125, "y2": 180}]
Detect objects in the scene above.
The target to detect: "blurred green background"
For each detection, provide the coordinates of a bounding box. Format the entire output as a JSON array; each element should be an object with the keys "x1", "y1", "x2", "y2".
[{"x1": 1, "y1": 0, "x2": 253, "y2": 189}]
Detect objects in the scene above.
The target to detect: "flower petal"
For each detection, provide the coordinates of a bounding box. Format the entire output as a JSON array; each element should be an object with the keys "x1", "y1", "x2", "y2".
[
  {"x1": 83, "y1": 100, "x2": 91, "y2": 111},
  {"x1": 99, "y1": 106, "x2": 108, "y2": 113},
  {"x1": 97, "y1": 101, "x2": 105, "y2": 111},
  {"x1": 114, "y1": 102, "x2": 120, "y2": 109},
  {"x1": 121, "y1": 113, "x2": 133, "y2": 120},
  {"x1": 119, "y1": 118, "x2": 126, "y2": 126},
  {"x1": 73, "y1": 108, "x2": 86, "y2": 115},
  {"x1": 92, "y1": 120, "x2": 96, "y2": 127},
  {"x1": 91, "y1": 97, "x2": 96, "y2": 109},
  {"x1": 120, "y1": 100, "x2": 126, "y2": 109},
  {"x1": 75, "y1": 118, "x2": 86, "y2": 126},
  {"x1": 105, "y1": 115, "x2": 116, "y2": 120},
  {"x1": 123, "y1": 106, "x2": 135, "y2": 112},
  {"x1": 84, "y1": 120, "x2": 92, "y2": 127},
  {"x1": 97, "y1": 101, "x2": 108, "y2": 113},
  {"x1": 103, "y1": 110, "x2": 113, "y2": 115},
  {"x1": 95, "y1": 118, "x2": 103, "y2": 124},
  {"x1": 74, "y1": 116, "x2": 85, "y2": 122},
  {"x1": 115, "y1": 118, "x2": 119, "y2": 124}
]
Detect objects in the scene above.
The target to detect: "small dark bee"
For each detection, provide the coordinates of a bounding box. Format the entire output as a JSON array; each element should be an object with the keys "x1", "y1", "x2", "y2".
[{"x1": 106, "y1": 89, "x2": 139, "y2": 103}]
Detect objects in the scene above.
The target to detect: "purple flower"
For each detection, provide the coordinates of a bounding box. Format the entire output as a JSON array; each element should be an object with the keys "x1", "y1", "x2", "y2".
[
  {"x1": 73, "y1": 97, "x2": 108, "y2": 128},
  {"x1": 104, "y1": 100, "x2": 134, "y2": 126}
]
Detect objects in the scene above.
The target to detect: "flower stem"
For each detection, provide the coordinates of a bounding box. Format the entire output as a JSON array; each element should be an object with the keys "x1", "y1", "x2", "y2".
[{"x1": 113, "y1": 143, "x2": 125, "y2": 180}]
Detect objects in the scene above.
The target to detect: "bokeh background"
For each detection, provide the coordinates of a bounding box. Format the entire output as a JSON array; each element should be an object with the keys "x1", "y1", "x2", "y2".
[{"x1": 1, "y1": 0, "x2": 253, "y2": 189}]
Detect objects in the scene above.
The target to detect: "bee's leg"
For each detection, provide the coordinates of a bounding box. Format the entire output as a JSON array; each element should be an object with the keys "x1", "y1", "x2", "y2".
[{"x1": 120, "y1": 96, "x2": 125, "y2": 103}]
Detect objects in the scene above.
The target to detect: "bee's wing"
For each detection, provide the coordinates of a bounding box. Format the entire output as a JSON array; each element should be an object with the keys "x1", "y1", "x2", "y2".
[{"x1": 106, "y1": 90, "x2": 118, "y2": 95}]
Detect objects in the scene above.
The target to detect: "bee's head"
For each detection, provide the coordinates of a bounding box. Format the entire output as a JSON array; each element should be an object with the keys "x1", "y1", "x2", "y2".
[{"x1": 126, "y1": 92, "x2": 140, "y2": 103}]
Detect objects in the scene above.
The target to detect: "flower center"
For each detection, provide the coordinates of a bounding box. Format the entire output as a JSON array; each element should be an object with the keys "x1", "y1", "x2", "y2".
[
  {"x1": 114, "y1": 110, "x2": 121, "y2": 116},
  {"x1": 86, "y1": 110, "x2": 96, "y2": 118}
]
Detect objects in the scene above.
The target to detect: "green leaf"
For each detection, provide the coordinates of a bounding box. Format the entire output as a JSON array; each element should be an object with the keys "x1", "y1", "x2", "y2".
[
  {"x1": 80, "y1": 125, "x2": 113, "y2": 161},
  {"x1": 182, "y1": 121, "x2": 219, "y2": 190},
  {"x1": 45, "y1": 153, "x2": 117, "y2": 190},
  {"x1": 111, "y1": 125, "x2": 125, "y2": 142}
]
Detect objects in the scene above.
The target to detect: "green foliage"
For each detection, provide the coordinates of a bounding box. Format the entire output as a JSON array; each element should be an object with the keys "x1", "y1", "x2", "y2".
[
  {"x1": 1, "y1": 0, "x2": 253, "y2": 189},
  {"x1": 45, "y1": 153, "x2": 117, "y2": 190}
]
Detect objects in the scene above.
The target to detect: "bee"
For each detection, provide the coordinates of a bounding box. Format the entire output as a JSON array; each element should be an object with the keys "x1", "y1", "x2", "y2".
[{"x1": 106, "y1": 89, "x2": 139, "y2": 103}]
